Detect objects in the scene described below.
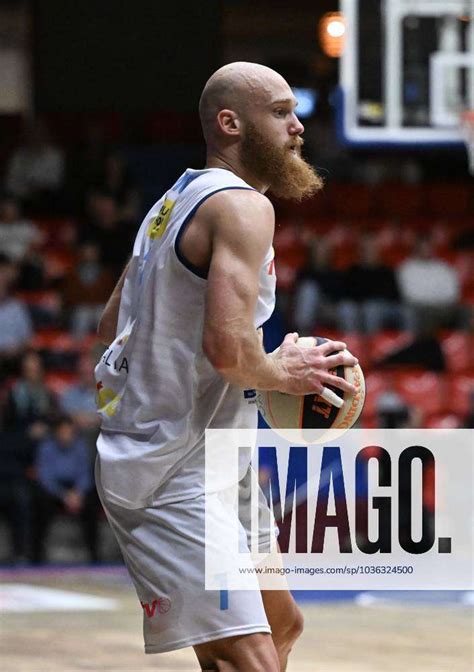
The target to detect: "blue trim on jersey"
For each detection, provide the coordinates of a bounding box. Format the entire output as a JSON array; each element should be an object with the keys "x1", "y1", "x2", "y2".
[
  {"x1": 173, "y1": 171, "x2": 201, "y2": 194},
  {"x1": 219, "y1": 589, "x2": 229, "y2": 610},
  {"x1": 174, "y1": 186, "x2": 255, "y2": 280}
]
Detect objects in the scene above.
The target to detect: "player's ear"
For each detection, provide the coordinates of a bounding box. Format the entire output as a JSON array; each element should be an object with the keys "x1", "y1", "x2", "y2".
[{"x1": 217, "y1": 109, "x2": 240, "y2": 137}]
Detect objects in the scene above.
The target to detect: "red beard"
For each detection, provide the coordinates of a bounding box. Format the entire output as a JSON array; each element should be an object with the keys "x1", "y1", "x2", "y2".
[{"x1": 240, "y1": 123, "x2": 323, "y2": 201}]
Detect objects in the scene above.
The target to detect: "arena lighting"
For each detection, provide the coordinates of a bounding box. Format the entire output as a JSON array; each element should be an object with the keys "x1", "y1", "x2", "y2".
[
  {"x1": 292, "y1": 88, "x2": 318, "y2": 118},
  {"x1": 319, "y1": 12, "x2": 346, "y2": 58},
  {"x1": 327, "y1": 18, "x2": 345, "y2": 38}
]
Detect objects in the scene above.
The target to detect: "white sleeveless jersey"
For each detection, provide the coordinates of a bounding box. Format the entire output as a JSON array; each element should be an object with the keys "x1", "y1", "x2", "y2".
[{"x1": 95, "y1": 168, "x2": 276, "y2": 509}]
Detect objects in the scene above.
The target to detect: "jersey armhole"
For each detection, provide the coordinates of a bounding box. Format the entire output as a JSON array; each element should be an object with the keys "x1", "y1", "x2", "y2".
[{"x1": 174, "y1": 186, "x2": 255, "y2": 279}]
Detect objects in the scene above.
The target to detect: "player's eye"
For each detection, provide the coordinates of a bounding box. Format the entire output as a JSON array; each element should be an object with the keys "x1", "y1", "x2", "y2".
[{"x1": 274, "y1": 108, "x2": 287, "y2": 117}]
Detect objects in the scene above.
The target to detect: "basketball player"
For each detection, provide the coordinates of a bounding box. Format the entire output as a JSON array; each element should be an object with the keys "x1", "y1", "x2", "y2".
[{"x1": 94, "y1": 62, "x2": 358, "y2": 671}]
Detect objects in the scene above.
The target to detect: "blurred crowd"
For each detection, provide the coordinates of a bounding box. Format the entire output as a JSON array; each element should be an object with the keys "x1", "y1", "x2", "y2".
[
  {"x1": 0, "y1": 117, "x2": 473, "y2": 565},
  {"x1": 0, "y1": 119, "x2": 141, "y2": 565}
]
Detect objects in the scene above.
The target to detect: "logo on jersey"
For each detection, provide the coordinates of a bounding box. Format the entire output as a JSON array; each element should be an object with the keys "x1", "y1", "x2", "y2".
[
  {"x1": 95, "y1": 381, "x2": 122, "y2": 417},
  {"x1": 140, "y1": 597, "x2": 172, "y2": 617},
  {"x1": 101, "y1": 346, "x2": 129, "y2": 373},
  {"x1": 147, "y1": 197, "x2": 176, "y2": 239}
]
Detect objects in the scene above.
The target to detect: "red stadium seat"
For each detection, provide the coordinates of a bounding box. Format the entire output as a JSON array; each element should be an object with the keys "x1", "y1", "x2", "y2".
[
  {"x1": 33, "y1": 218, "x2": 77, "y2": 250},
  {"x1": 374, "y1": 183, "x2": 424, "y2": 218},
  {"x1": 31, "y1": 330, "x2": 77, "y2": 352},
  {"x1": 15, "y1": 290, "x2": 62, "y2": 329},
  {"x1": 15, "y1": 290, "x2": 61, "y2": 311},
  {"x1": 402, "y1": 216, "x2": 436, "y2": 233},
  {"x1": 370, "y1": 331, "x2": 412, "y2": 362},
  {"x1": 31, "y1": 331, "x2": 81, "y2": 373},
  {"x1": 379, "y1": 245, "x2": 410, "y2": 268},
  {"x1": 300, "y1": 216, "x2": 335, "y2": 236},
  {"x1": 273, "y1": 223, "x2": 304, "y2": 251},
  {"x1": 424, "y1": 413, "x2": 462, "y2": 429},
  {"x1": 325, "y1": 225, "x2": 358, "y2": 269},
  {"x1": 295, "y1": 190, "x2": 330, "y2": 217},
  {"x1": 43, "y1": 250, "x2": 76, "y2": 281},
  {"x1": 430, "y1": 222, "x2": 455, "y2": 260},
  {"x1": 453, "y1": 251, "x2": 474, "y2": 282},
  {"x1": 453, "y1": 252, "x2": 474, "y2": 301},
  {"x1": 328, "y1": 183, "x2": 373, "y2": 218},
  {"x1": 363, "y1": 371, "x2": 390, "y2": 417},
  {"x1": 425, "y1": 183, "x2": 472, "y2": 217},
  {"x1": 273, "y1": 224, "x2": 308, "y2": 289},
  {"x1": 360, "y1": 412, "x2": 378, "y2": 428},
  {"x1": 45, "y1": 371, "x2": 79, "y2": 396},
  {"x1": 78, "y1": 334, "x2": 102, "y2": 354},
  {"x1": 376, "y1": 224, "x2": 413, "y2": 267},
  {"x1": 446, "y1": 375, "x2": 474, "y2": 417},
  {"x1": 275, "y1": 262, "x2": 298, "y2": 292},
  {"x1": 461, "y1": 287, "x2": 474, "y2": 305},
  {"x1": 440, "y1": 331, "x2": 474, "y2": 373},
  {"x1": 393, "y1": 371, "x2": 444, "y2": 417}
]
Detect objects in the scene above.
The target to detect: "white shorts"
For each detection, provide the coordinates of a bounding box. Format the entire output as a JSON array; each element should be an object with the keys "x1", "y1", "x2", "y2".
[{"x1": 95, "y1": 459, "x2": 274, "y2": 654}]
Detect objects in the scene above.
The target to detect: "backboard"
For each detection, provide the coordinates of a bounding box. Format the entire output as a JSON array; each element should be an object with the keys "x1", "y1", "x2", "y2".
[{"x1": 338, "y1": 0, "x2": 474, "y2": 146}]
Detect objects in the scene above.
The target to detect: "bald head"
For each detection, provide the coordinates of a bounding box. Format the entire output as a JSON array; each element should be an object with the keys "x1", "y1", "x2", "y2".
[{"x1": 199, "y1": 62, "x2": 292, "y2": 145}]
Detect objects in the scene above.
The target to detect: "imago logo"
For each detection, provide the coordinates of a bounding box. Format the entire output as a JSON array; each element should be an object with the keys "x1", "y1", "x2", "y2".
[{"x1": 140, "y1": 597, "x2": 171, "y2": 617}]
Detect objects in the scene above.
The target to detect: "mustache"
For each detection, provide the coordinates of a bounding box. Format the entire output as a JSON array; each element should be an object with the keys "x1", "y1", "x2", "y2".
[{"x1": 287, "y1": 136, "x2": 304, "y2": 149}]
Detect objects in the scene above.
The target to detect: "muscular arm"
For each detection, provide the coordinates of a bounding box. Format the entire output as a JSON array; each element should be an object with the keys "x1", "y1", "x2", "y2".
[
  {"x1": 97, "y1": 261, "x2": 130, "y2": 346},
  {"x1": 202, "y1": 189, "x2": 284, "y2": 390},
  {"x1": 201, "y1": 190, "x2": 357, "y2": 397}
]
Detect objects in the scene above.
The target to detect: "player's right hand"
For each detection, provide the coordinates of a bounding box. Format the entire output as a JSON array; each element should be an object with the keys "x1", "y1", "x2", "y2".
[{"x1": 272, "y1": 332, "x2": 358, "y2": 402}]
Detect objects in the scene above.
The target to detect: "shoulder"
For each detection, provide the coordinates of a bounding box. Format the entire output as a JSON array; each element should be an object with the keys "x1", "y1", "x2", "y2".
[
  {"x1": 202, "y1": 187, "x2": 274, "y2": 216},
  {"x1": 198, "y1": 188, "x2": 274, "y2": 238}
]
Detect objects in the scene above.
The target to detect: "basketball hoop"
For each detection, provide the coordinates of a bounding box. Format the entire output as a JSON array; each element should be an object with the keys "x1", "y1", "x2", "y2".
[{"x1": 460, "y1": 111, "x2": 474, "y2": 176}]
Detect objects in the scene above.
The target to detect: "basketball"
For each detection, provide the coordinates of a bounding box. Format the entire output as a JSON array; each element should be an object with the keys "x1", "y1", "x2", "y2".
[{"x1": 256, "y1": 336, "x2": 365, "y2": 432}]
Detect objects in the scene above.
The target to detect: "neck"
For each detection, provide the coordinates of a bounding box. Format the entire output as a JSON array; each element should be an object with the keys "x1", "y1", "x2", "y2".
[{"x1": 205, "y1": 150, "x2": 269, "y2": 194}]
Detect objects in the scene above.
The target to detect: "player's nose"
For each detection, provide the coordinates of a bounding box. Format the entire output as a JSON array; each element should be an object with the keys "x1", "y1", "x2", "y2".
[{"x1": 290, "y1": 113, "x2": 304, "y2": 135}]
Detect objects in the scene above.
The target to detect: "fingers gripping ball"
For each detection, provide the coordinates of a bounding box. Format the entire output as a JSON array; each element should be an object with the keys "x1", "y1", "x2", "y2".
[{"x1": 256, "y1": 336, "x2": 365, "y2": 432}]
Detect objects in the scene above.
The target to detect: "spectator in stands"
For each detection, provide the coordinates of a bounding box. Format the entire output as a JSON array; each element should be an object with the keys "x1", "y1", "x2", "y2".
[
  {"x1": 0, "y1": 428, "x2": 32, "y2": 564},
  {"x1": 31, "y1": 415, "x2": 99, "y2": 564},
  {"x1": 81, "y1": 190, "x2": 133, "y2": 275},
  {"x1": 339, "y1": 237, "x2": 412, "y2": 333},
  {"x1": 4, "y1": 120, "x2": 65, "y2": 214},
  {"x1": 293, "y1": 239, "x2": 345, "y2": 333},
  {"x1": 62, "y1": 241, "x2": 115, "y2": 337},
  {"x1": 0, "y1": 194, "x2": 45, "y2": 291},
  {"x1": 375, "y1": 389, "x2": 411, "y2": 428},
  {"x1": 1, "y1": 350, "x2": 56, "y2": 563},
  {"x1": 60, "y1": 354, "x2": 101, "y2": 458},
  {"x1": 0, "y1": 193, "x2": 43, "y2": 262},
  {"x1": 97, "y1": 150, "x2": 140, "y2": 221},
  {"x1": 3, "y1": 350, "x2": 56, "y2": 446},
  {"x1": 376, "y1": 331, "x2": 446, "y2": 372},
  {"x1": 396, "y1": 236, "x2": 464, "y2": 331},
  {"x1": 0, "y1": 254, "x2": 33, "y2": 380}
]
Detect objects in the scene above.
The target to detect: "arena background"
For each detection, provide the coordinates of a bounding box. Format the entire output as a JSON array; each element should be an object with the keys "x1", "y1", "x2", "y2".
[{"x1": 0, "y1": 0, "x2": 473, "y2": 670}]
